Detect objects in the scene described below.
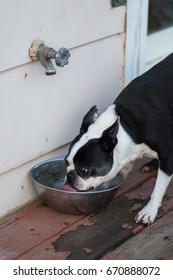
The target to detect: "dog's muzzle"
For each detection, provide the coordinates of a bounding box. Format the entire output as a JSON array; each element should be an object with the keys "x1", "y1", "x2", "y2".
[{"x1": 66, "y1": 170, "x2": 76, "y2": 184}]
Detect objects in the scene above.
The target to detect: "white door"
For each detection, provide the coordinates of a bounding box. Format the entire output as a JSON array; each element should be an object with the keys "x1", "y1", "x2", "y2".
[
  {"x1": 146, "y1": 0, "x2": 173, "y2": 69},
  {"x1": 125, "y1": 0, "x2": 173, "y2": 84}
]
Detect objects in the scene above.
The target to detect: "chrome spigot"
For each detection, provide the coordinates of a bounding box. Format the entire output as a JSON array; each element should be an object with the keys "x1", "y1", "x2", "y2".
[{"x1": 29, "y1": 40, "x2": 71, "y2": 75}]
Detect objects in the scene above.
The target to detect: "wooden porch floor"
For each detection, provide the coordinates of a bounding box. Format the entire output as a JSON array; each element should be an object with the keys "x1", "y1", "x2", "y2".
[{"x1": 0, "y1": 158, "x2": 173, "y2": 260}]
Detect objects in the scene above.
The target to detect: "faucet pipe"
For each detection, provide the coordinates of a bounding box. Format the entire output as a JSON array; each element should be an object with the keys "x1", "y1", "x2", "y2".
[{"x1": 29, "y1": 40, "x2": 71, "y2": 76}]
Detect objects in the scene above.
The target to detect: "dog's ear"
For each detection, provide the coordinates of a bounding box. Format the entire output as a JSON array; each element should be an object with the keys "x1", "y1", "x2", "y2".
[
  {"x1": 80, "y1": 105, "x2": 99, "y2": 134},
  {"x1": 100, "y1": 119, "x2": 119, "y2": 151}
]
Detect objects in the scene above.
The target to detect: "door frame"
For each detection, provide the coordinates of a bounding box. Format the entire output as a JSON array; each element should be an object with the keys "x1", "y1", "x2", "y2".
[
  {"x1": 124, "y1": 0, "x2": 149, "y2": 85},
  {"x1": 125, "y1": 0, "x2": 173, "y2": 85}
]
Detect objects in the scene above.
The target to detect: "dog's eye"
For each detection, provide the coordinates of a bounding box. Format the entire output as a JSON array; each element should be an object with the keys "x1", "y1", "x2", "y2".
[
  {"x1": 81, "y1": 168, "x2": 89, "y2": 174},
  {"x1": 78, "y1": 167, "x2": 89, "y2": 177},
  {"x1": 76, "y1": 166, "x2": 90, "y2": 178}
]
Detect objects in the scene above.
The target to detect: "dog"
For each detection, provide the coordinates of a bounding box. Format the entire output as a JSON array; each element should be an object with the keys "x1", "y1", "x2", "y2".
[{"x1": 65, "y1": 53, "x2": 173, "y2": 225}]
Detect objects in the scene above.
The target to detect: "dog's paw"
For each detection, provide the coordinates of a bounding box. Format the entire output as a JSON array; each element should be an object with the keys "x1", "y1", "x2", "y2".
[
  {"x1": 135, "y1": 202, "x2": 158, "y2": 225},
  {"x1": 141, "y1": 159, "x2": 158, "y2": 173}
]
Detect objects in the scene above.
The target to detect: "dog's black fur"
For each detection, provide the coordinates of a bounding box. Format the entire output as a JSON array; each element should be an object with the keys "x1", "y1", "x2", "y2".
[
  {"x1": 65, "y1": 53, "x2": 173, "y2": 224},
  {"x1": 115, "y1": 53, "x2": 173, "y2": 176}
]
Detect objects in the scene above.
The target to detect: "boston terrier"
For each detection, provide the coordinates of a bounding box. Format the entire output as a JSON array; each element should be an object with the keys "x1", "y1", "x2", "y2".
[{"x1": 65, "y1": 53, "x2": 173, "y2": 225}]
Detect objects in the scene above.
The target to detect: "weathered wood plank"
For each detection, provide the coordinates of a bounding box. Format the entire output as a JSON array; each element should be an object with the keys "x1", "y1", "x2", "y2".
[
  {"x1": 0, "y1": 202, "x2": 84, "y2": 260},
  {"x1": 17, "y1": 196, "x2": 145, "y2": 260},
  {"x1": 102, "y1": 210, "x2": 173, "y2": 260},
  {"x1": 1, "y1": 158, "x2": 172, "y2": 260},
  {"x1": 17, "y1": 177, "x2": 157, "y2": 260},
  {"x1": 17, "y1": 175, "x2": 173, "y2": 260},
  {"x1": 0, "y1": 158, "x2": 153, "y2": 259},
  {"x1": 0, "y1": 200, "x2": 42, "y2": 229}
]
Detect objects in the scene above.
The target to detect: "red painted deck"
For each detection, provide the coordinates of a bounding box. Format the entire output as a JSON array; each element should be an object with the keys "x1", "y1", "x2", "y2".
[{"x1": 0, "y1": 158, "x2": 173, "y2": 260}]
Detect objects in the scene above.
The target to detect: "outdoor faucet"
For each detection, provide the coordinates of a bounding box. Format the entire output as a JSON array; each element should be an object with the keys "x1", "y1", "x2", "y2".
[{"x1": 29, "y1": 40, "x2": 71, "y2": 75}]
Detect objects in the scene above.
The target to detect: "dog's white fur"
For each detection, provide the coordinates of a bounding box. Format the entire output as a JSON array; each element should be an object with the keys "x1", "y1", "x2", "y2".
[
  {"x1": 135, "y1": 170, "x2": 172, "y2": 224},
  {"x1": 67, "y1": 103, "x2": 171, "y2": 224},
  {"x1": 67, "y1": 105, "x2": 117, "y2": 172}
]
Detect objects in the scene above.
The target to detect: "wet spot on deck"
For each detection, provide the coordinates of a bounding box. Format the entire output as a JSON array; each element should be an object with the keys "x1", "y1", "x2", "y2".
[{"x1": 52, "y1": 196, "x2": 147, "y2": 259}]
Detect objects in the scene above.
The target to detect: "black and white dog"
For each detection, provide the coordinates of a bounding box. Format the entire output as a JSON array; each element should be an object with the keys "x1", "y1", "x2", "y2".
[{"x1": 65, "y1": 53, "x2": 173, "y2": 225}]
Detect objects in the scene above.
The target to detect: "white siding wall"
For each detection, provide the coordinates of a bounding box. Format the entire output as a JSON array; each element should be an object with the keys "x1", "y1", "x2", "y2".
[{"x1": 0, "y1": 0, "x2": 125, "y2": 218}]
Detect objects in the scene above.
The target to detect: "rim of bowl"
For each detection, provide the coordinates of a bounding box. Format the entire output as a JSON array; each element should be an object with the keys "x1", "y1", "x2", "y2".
[{"x1": 30, "y1": 157, "x2": 125, "y2": 194}]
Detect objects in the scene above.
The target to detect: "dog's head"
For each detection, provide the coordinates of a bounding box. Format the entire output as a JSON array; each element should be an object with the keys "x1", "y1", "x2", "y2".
[{"x1": 65, "y1": 105, "x2": 119, "y2": 191}]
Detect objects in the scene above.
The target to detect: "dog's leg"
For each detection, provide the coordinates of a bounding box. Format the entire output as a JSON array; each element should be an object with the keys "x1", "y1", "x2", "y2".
[
  {"x1": 135, "y1": 168, "x2": 172, "y2": 225},
  {"x1": 141, "y1": 159, "x2": 159, "y2": 173}
]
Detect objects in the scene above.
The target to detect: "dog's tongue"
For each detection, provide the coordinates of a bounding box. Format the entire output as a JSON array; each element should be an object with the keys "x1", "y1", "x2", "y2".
[{"x1": 64, "y1": 184, "x2": 77, "y2": 192}]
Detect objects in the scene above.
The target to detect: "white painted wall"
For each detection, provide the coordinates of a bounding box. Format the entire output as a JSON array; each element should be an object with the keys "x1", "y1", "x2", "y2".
[
  {"x1": 0, "y1": 1, "x2": 126, "y2": 218},
  {"x1": 0, "y1": 0, "x2": 125, "y2": 71}
]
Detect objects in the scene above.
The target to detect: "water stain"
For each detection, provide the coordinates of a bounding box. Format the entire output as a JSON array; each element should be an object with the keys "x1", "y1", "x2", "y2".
[{"x1": 52, "y1": 196, "x2": 147, "y2": 259}]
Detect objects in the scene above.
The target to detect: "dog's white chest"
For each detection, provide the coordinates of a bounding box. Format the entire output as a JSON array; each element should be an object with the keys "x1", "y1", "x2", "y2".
[
  {"x1": 131, "y1": 143, "x2": 158, "y2": 161},
  {"x1": 116, "y1": 122, "x2": 158, "y2": 166}
]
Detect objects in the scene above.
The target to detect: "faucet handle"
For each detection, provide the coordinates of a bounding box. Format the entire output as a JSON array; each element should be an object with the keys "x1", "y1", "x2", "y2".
[{"x1": 55, "y1": 47, "x2": 71, "y2": 67}]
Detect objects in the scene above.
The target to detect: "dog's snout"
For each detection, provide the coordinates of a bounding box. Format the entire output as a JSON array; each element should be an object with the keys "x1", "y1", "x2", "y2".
[{"x1": 67, "y1": 170, "x2": 76, "y2": 183}]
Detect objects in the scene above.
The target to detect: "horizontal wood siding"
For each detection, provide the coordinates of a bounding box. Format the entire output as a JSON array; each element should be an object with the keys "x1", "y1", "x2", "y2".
[
  {"x1": 0, "y1": 0, "x2": 125, "y2": 217},
  {"x1": 0, "y1": 0, "x2": 125, "y2": 71}
]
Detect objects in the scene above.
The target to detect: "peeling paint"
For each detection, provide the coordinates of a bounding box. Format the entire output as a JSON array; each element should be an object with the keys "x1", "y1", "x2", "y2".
[
  {"x1": 51, "y1": 197, "x2": 144, "y2": 259},
  {"x1": 83, "y1": 247, "x2": 92, "y2": 253},
  {"x1": 129, "y1": 203, "x2": 143, "y2": 212},
  {"x1": 125, "y1": 178, "x2": 155, "y2": 200},
  {"x1": 121, "y1": 223, "x2": 133, "y2": 229}
]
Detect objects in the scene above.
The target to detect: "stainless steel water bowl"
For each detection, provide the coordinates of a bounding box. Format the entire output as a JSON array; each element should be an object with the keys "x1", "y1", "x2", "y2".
[{"x1": 31, "y1": 158, "x2": 124, "y2": 215}]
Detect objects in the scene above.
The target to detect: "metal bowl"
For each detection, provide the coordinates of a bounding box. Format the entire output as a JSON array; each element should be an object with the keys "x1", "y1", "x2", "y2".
[{"x1": 30, "y1": 158, "x2": 124, "y2": 215}]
